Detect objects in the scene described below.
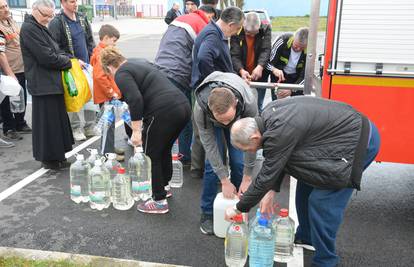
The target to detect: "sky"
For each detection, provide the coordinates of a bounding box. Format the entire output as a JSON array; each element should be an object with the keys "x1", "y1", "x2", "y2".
[{"x1": 243, "y1": 0, "x2": 329, "y2": 17}]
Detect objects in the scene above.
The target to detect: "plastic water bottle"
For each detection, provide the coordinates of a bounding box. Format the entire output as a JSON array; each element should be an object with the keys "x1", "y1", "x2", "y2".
[
  {"x1": 249, "y1": 216, "x2": 275, "y2": 267},
  {"x1": 128, "y1": 146, "x2": 152, "y2": 201},
  {"x1": 86, "y1": 148, "x2": 99, "y2": 166},
  {"x1": 171, "y1": 140, "x2": 179, "y2": 155},
  {"x1": 64, "y1": 70, "x2": 77, "y2": 97},
  {"x1": 274, "y1": 208, "x2": 295, "y2": 262},
  {"x1": 95, "y1": 104, "x2": 115, "y2": 134},
  {"x1": 213, "y1": 193, "x2": 240, "y2": 238},
  {"x1": 225, "y1": 214, "x2": 248, "y2": 267},
  {"x1": 249, "y1": 208, "x2": 261, "y2": 231},
  {"x1": 104, "y1": 153, "x2": 121, "y2": 182},
  {"x1": 120, "y1": 102, "x2": 132, "y2": 127},
  {"x1": 70, "y1": 154, "x2": 90, "y2": 203},
  {"x1": 112, "y1": 167, "x2": 134, "y2": 210},
  {"x1": 89, "y1": 159, "x2": 111, "y2": 210},
  {"x1": 169, "y1": 154, "x2": 183, "y2": 188}
]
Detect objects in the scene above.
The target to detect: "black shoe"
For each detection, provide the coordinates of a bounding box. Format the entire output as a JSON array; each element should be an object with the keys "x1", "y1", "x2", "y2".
[
  {"x1": 191, "y1": 169, "x2": 204, "y2": 179},
  {"x1": 16, "y1": 124, "x2": 32, "y2": 134},
  {"x1": 3, "y1": 130, "x2": 23, "y2": 141},
  {"x1": 200, "y1": 214, "x2": 214, "y2": 235},
  {"x1": 294, "y1": 238, "x2": 316, "y2": 251},
  {"x1": 41, "y1": 160, "x2": 70, "y2": 170}
]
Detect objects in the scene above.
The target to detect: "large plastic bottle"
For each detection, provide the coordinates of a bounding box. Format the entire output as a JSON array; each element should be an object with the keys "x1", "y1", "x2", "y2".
[
  {"x1": 225, "y1": 214, "x2": 248, "y2": 267},
  {"x1": 248, "y1": 216, "x2": 275, "y2": 267},
  {"x1": 112, "y1": 167, "x2": 134, "y2": 210},
  {"x1": 104, "y1": 153, "x2": 121, "y2": 182},
  {"x1": 89, "y1": 159, "x2": 111, "y2": 210},
  {"x1": 63, "y1": 70, "x2": 77, "y2": 97},
  {"x1": 169, "y1": 154, "x2": 183, "y2": 188},
  {"x1": 213, "y1": 193, "x2": 240, "y2": 238},
  {"x1": 86, "y1": 148, "x2": 99, "y2": 166},
  {"x1": 128, "y1": 146, "x2": 152, "y2": 201},
  {"x1": 70, "y1": 154, "x2": 90, "y2": 203},
  {"x1": 274, "y1": 208, "x2": 295, "y2": 262},
  {"x1": 120, "y1": 102, "x2": 132, "y2": 127}
]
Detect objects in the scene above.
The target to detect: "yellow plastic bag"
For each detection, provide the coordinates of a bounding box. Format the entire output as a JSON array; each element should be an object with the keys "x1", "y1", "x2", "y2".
[{"x1": 62, "y1": 59, "x2": 92, "y2": 112}]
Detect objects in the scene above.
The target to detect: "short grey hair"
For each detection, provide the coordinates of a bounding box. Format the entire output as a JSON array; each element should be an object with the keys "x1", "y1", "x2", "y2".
[
  {"x1": 294, "y1": 27, "x2": 309, "y2": 46},
  {"x1": 244, "y1": 12, "x2": 261, "y2": 32},
  {"x1": 220, "y1": 6, "x2": 244, "y2": 25},
  {"x1": 32, "y1": 0, "x2": 55, "y2": 9},
  {"x1": 230, "y1": 117, "x2": 258, "y2": 146}
]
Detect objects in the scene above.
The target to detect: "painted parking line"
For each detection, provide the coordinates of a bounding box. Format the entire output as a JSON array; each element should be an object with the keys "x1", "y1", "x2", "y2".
[{"x1": 0, "y1": 120, "x2": 124, "y2": 202}]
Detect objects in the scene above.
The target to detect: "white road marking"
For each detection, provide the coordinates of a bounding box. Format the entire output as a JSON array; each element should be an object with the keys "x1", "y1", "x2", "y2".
[{"x1": 0, "y1": 120, "x2": 124, "y2": 202}]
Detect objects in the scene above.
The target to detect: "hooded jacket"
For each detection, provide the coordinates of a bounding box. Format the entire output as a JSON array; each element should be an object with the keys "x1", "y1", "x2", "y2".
[
  {"x1": 236, "y1": 97, "x2": 371, "y2": 212},
  {"x1": 194, "y1": 71, "x2": 258, "y2": 179}
]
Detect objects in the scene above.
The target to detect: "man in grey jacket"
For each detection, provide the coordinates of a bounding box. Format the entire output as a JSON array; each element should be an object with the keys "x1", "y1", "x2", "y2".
[
  {"x1": 194, "y1": 71, "x2": 257, "y2": 235},
  {"x1": 227, "y1": 97, "x2": 381, "y2": 267}
]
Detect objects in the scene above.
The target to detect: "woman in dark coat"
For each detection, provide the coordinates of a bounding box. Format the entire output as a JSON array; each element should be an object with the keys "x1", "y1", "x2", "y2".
[
  {"x1": 20, "y1": 0, "x2": 73, "y2": 170},
  {"x1": 101, "y1": 47, "x2": 191, "y2": 214}
]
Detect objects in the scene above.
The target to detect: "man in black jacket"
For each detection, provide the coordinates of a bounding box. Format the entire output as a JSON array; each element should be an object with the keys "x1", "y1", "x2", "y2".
[
  {"x1": 164, "y1": 2, "x2": 181, "y2": 25},
  {"x1": 226, "y1": 97, "x2": 381, "y2": 267},
  {"x1": 48, "y1": 0, "x2": 96, "y2": 142},
  {"x1": 230, "y1": 11, "x2": 271, "y2": 112}
]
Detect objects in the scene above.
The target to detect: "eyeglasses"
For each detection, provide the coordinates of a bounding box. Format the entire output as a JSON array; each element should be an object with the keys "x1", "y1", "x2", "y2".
[{"x1": 37, "y1": 8, "x2": 55, "y2": 18}]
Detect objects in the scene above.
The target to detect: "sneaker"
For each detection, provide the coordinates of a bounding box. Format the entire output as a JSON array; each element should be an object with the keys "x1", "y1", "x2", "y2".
[
  {"x1": 84, "y1": 127, "x2": 99, "y2": 138},
  {"x1": 0, "y1": 137, "x2": 15, "y2": 148},
  {"x1": 294, "y1": 239, "x2": 316, "y2": 251},
  {"x1": 73, "y1": 129, "x2": 86, "y2": 141},
  {"x1": 3, "y1": 130, "x2": 23, "y2": 141},
  {"x1": 16, "y1": 124, "x2": 32, "y2": 134},
  {"x1": 200, "y1": 213, "x2": 214, "y2": 235},
  {"x1": 114, "y1": 147, "x2": 125, "y2": 155},
  {"x1": 165, "y1": 184, "x2": 172, "y2": 198},
  {"x1": 116, "y1": 154, "x2": 125, "y2": 162},
  {"x1": 137, "y1": 199, "x2": 169, "y2": 214}
]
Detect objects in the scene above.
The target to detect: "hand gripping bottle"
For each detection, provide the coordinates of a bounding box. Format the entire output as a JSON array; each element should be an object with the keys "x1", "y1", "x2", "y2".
[
  {"x1": 70, "y1": 154, "x2": 91, "y2": 203},
  {"x1": 224, "y1": 214, "x2": 248, "y2": 267},
  {"x1": 89, "y1": 159, "x2": 111, "y2": 210},
  {"x1": 112, "y1": 167, "x2": 134, "y2": 210},
  {"x1": 128, "y1": 146, "x2": 152, "y2": 201}
]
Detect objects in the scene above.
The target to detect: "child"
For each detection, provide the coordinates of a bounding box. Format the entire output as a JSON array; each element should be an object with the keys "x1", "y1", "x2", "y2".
[{"x1": 90, "y1": 24, "x2": 124, "y2": 161}]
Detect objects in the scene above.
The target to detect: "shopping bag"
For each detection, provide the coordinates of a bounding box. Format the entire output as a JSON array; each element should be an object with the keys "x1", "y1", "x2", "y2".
[
  {"x1": 10, "y1": 87, "x2": 25, "y2": 113},
  {"x1": 62, "y1": 59, "x2": 92, "y2": 112},
  {"x1": 0, "y1": 75, "x2": 22, "y2": 96},
  {"x1": 82, "y1": 63, "x2": 99, "y2": 112}
]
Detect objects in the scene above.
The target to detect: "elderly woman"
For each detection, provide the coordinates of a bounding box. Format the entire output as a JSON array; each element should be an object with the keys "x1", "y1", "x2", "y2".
[
  {"x1": 20, "y1": 0, "x2": 73, "y2": 170},
  {"x1": 101, "y1": 47, "x2": 191, "y2": 214}
]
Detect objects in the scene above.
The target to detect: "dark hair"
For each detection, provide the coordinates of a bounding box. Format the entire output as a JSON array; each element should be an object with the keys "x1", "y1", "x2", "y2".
[
  {"x1": 202, "y1": 0, "x2": 218, "y2": 4},
  {"x1": 98, "y1": 24, "x2": 120, "y2": 41},
  {"x1": 220, "y1": 6, "x2": 243, "y2": 25},
  {"x1": 199, "y1": 5, "x2": 216, "y2": 14}
]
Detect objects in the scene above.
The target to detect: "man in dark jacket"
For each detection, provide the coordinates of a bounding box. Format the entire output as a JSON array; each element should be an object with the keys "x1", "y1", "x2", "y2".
[
  {"x1": 164, "y1": 2, "x2": 181, "y2": 25},
  {"x1": 227, "y1": 96, "x2": 381, "y2": 267},
  {"x1": 20, "y1": 0, "x2": 73, "y2": 170},
  {"x1": 266, "y1": 27, "x2": 308, "y2": 100},
  {"x1": 230, "y1": 11, "x2": 271, "y2": 112},
  {"x1": 48, "y1": 0, "x2": 96, "y2": 142}
]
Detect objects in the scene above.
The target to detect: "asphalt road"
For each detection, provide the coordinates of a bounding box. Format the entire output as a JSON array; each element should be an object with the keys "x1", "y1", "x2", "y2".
[{"x1": 1, "y1": 33, "x2": 413, "y2": 267}]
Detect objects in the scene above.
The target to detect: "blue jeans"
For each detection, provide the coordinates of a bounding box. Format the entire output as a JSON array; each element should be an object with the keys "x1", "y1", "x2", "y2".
[
  {"x1": 257, "y1": 88, "x2": 266, "y2": 114},
  {"x1": 295, "y1": 121, "x2": 381, "y2": 267},
  {"x1": 168, "y1": 78, "x2": 193, "y2": 162},
  {"x1": 200, "y1": 127, "x2": 244, "y2": 215}
]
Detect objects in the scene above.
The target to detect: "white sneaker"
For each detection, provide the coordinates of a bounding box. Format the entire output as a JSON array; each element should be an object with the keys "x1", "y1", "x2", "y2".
[
  {"x1": 73, "y1": 129, "x2": 86, "y2": 141},
  {"x1": 84, "y1": 127, "x2": 99, "y2": 138}
]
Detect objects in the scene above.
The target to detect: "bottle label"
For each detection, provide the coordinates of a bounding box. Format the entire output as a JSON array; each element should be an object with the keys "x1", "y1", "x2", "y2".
[
  {"x1": 132, "y1": 181, "x2": 151, "y2": 192},
  {"x1": 70, "y1": 184, "x2": 81, "y2": 196},
  {"x1": 90, "y1": 191, "x2": 105, "y2": 202}
]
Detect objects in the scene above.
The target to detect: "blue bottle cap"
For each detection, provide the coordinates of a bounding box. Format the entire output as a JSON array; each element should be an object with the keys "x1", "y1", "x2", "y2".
[{"x1": 258, "y1": 217, "x2": 268, "y2": 226}]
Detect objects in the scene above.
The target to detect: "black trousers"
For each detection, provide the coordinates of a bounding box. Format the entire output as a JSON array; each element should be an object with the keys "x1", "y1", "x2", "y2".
[
  {"x1": 142, "y1": 102, "x2": 191, "y2": 201},
  {"x1": 0, "y1": 72, "x2": 28, "y2": 133}
]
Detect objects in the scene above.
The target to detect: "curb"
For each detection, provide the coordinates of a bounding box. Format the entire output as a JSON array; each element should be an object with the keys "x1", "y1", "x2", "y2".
[{"x1": 0, "y1": 247, "x2": 188, "y2": 267}]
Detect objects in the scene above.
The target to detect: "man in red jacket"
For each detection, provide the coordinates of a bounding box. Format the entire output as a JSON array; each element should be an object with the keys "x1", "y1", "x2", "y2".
[{"x1": 155, "y1": 5, "x2": 215, "y2": 181}]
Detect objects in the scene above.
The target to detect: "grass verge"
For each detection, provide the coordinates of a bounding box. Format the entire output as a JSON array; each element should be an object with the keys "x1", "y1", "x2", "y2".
[{"x1": 271, "y1": 16, "x2": 327, "y2": 32}]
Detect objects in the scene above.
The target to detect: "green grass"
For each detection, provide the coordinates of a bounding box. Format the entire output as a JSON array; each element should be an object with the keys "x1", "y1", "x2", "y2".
[
  {"x1": 271, "y1": 16, "x2": 327, "y2": 32},
  {"x1": 0, "y1": 256, "x2": 90, "y2": 267}
]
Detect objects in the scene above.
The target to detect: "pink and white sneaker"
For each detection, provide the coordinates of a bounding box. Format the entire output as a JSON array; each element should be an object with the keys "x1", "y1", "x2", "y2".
[{"x1": 137, "y1": 199, "x2": 169, "y2": 214}]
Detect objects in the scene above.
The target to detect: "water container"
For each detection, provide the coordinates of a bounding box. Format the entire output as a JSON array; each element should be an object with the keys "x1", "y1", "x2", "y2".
[
  {"x1": 105, "y1": 153, "x2": 121, "y2": 182},
  {"x1": 274, "y1": 208, "x2": 295, "y2": 262},
  {"x1": 95, "y1": 104, "x2": 115, "y2": 135},
  {"x1": 128, "y1": 146, "x2": 152, "y2": 201},
  {"x1": 169, "y1": 154, "x2": 183, "y2": 188},
  {"x1": 249, "y1": 217, "x2": 275, "y2": 267},
  {"x1": 120, "y1": 102, "x2": 132, "y2": 127},
  {"x1": 112, "y1": 167, "x2": 134, "y2": 210},
  {"x1": 89, "y1": 159, "x2": 111, "y2": 210},
  {"x1": 225, "y1": 214, "x2": 248, "y2": 267},
  {"x1": 213, "y1": 192, "x2": 239, "y2": 238},
  {"x1": 70, "y1": 154, "x2": 90, "y2": 203},
  {"x1": 171, "y1": 140, "x2": 179, "y2": 155},
  {"x1": 86, "y1": 148, "x2": 99, "y2": 166}
]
